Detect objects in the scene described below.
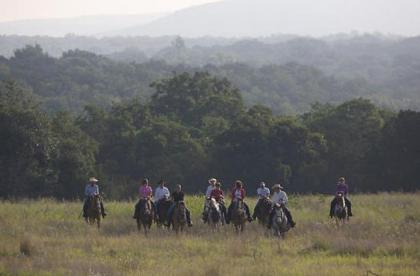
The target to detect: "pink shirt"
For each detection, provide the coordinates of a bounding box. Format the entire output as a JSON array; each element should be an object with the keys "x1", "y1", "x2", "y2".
[{"x1": 139, "y1": 185, "x2": 152, "y2": 199}]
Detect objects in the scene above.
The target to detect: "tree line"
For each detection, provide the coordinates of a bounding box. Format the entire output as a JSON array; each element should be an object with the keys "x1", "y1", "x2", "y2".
[
  {"x1": 1, "y1": 72, "x2": 419, "y2": 199},
  {"x1": 1, "y1": 44, "x2": 419, "y2": 116}
]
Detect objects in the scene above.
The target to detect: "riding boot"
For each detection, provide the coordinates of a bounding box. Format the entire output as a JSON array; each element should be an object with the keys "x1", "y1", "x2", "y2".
[
  {"x1": 83, "y1": 199, "x2": 88, "y2": 218},
  {"x1": 186, "y1": 208, "x2": 193, "y2": 227},
  {"x1": 267, "y1": 210, "x2": 275, "y2": 229},
  {"x1": 252, "y1": 199, "x2": 261, "y2": 220},
  {"x1": 345, "y1": 198, "x2": 353, "y2": 216},
  {"x1": 244, "y1": 202, "x2": 252, "y2": 222},
  {"x1": 100, "y1": 201, "x2": 106, "y2": 218},
  {"x1": 221, "y1": 205, "x2": 227, "y2": 224},
  {"x1": 155, "y1": 201, "x2": 160, "y2": 221},
  {"x1": 226, "y1": 204, "x2": 233, "y2": 224},
  {"x1": 283, "y1": 206, "x2": 295, "y2": 227},
  {"x1": 330, "y1": 198, "x2": 336, "y2": 218},
  {"x1": 133, "y1": 201, "x2": 139, "y2": 219}
]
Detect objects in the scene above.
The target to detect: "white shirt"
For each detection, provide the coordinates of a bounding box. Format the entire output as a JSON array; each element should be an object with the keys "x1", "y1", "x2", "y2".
[
  {"x1": 205, "y1": 185, "x2": 214, "y2": 198},
  {"x1": 154, "y1": 186, "x2": 170, "y2": 201},
  {"x1": 272, "y1": 191, "x2": 288, "y2": 205},
  {"x1": 257, "y1": 187, "x2": 270, "y2": 198}
]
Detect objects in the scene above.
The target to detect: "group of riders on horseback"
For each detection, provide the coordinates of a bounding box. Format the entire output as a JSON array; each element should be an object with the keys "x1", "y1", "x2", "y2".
[{"x1": 82, "y1": 176, "x2": 353, "y2": 230}]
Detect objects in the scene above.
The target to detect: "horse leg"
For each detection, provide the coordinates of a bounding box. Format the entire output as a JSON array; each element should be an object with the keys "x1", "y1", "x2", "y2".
[{"x1": 137, "y1": 218, "x2": 141, "y2": 232}]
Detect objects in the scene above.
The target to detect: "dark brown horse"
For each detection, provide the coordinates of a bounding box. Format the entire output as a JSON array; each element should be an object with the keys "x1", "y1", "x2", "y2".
[
  {"x1": 172, "y1": 201, "x2": 187, "y2": 234},
  {"x1": 86, "y1": 195, "x2": 101, "y2": 229},
  {"x1": 136, "y1": 198, "x2": 154, "y2": 235},
  {"x1": 255, "y1": 197, "x2": 272, "y2": 226},
  {"x1": 155, "y1": 198, "x2": 172, "y2": 228},
  {"x1": 231, "y1": 200, "x2": 246, "y2": 233}
]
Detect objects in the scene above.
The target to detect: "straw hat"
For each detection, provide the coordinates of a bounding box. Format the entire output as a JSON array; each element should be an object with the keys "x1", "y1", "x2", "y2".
[
  {"x1": 272, "y1": 184, "x2": 283, "y2": 189},
  {"x1": 89, "y1": 177, "x2": 98, "y2": 182}
]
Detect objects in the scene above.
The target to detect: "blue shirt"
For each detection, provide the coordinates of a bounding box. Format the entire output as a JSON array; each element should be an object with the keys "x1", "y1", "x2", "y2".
[
  {"x1": 257, "y1": 187, "x2": 270, "y2": 198},
  {"x1": 85, "y1": 184, "x2": 99, "y2": 197}
]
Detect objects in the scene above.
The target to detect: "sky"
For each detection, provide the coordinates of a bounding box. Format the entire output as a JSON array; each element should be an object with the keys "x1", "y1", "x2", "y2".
[{"x1": 0, "y1": 0, "x2": 222, "y2": 22}]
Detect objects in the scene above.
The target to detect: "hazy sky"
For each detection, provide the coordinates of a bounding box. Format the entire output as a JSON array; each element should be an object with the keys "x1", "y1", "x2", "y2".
[{"x1": 0, "y1": 0, "x2": 221, "y2": 22}]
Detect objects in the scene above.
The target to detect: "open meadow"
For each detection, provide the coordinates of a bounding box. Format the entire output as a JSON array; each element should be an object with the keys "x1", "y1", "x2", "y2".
[{"x1": 0, "y1": 193, "x2": 419, "y2": 275}]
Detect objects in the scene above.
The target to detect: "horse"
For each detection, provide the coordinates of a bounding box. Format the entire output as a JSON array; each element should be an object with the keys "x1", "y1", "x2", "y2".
[
  {"x1": 333, "y1": 193, "x2": 348, "y2": 226},
  {"x1": 136, "y1": 198, "x2": 153, "y2": 235},
  {"x1": 270, "y1": 203, "x2": 290, "y2": 238},
  {"x1": 172, "y1": 201, "x2": 187, "y2": 234},
  {"x1": 155, "y1": 198, "x2": 172, "y2": 228},
  {"x1": 231, "y1": 200, "x2": 246, "y2": 233},
  {"x1": 255, "y1": 197, "x2": 272, "y2": 226},
  {"x1": 86, "y1": 195, "x2": 101, "y2": 229},
  {"x1": 207, "y1": 198, "x2": 222, "y2": 229}
]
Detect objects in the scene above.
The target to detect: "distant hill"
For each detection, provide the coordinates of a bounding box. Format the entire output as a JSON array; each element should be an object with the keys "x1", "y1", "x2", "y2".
[
  {"x1": 112, "y1": 0, "x2": 420, "y2": 37},
  {"x1": 0, "y1": 14, "x2": 165, "y2": 37}
]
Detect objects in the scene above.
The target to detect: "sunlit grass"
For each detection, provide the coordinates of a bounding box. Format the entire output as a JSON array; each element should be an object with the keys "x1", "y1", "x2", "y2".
[{"x1": 0, "y1": 193, "x2": 419, "y2": 275}]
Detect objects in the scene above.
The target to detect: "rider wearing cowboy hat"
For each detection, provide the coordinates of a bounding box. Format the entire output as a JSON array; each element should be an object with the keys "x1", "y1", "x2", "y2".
[
  {"x1": 83, "y1": 177, "x2": 106, "y2": 219},
  {"x1": 267, "y1": 183, "x2": 295, "y2": 228},
  {"x1": 202, "y1": 178, "x2": 217, "y2": 222}
]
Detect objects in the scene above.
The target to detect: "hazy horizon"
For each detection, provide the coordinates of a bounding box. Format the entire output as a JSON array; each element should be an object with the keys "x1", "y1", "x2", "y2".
[{"x1": 0, "y1": 0, "x2": 221, "y2": 22}]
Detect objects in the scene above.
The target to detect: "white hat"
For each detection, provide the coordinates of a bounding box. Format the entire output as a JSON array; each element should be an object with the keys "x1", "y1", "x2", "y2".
[
  {"x1": 89, "y1": 177, "x2": 98, "y2": 182},
  {"x1": 208, "y1": 178, "x2": 217, "y2": 184},
  {"x1": 272, "y1": 184, "x2": 283, "y2": 189}
]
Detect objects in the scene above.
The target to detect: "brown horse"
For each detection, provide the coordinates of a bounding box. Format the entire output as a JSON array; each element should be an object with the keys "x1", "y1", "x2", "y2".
[
  {"x1": 255, "y1": 197, "x2": 272, "y2": 226},
  {"x1": 156, "y1": 198, "x2": 172, "y2": 229},
  {"x1": 231, "y1": 200, "x2": 246, "y2": 233},
  {"x1": 86, "y1": 195, "x2": 101, "y2": 229},
  {"x1": 136, "y1": 198, "x2": 154, "y2": 235},
  {"x1": 172, "y1": 201, "x2": 187, "y2": 234},
  {"x1": 333, "y1": 193, "x2": 348, "y2": 227}
]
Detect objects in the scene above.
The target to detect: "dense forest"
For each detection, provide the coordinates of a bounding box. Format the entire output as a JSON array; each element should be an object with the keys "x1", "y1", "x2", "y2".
[
  {"x1": 1, "y1": 70, "x2": 419, "y2": 199},
  {"x1": 1, "y1": 41, "x2": 420, "y2": 115}
]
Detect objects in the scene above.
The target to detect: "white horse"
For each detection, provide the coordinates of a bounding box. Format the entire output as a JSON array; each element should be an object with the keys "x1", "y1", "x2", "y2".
[
  {"x1": 271, "y1": 203, "x2": 290, "y2": 238},
  {"x1": 208, "y1": 198, "x2": 222, "y2": 229}
]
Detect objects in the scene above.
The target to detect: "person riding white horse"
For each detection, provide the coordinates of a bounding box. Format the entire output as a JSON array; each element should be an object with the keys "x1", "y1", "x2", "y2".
[
  {"x1": 202, "y1": 178, "x2": 217, "y2": 222},
  {"x1": 267, "y1": 184, "x2": 295, "y2": 228},
  {"x1": 210, "y1": 182, "x2": 227, "y2": 223},
  {"x1": 330, "y1": 177, "x2": 353, "y2": 218}
]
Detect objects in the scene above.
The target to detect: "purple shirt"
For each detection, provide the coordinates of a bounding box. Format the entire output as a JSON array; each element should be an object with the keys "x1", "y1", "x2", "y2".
[
  {"x1": 139, "y1": 185, "x2": 152, "y2": 199},
  {"x1": 336, "y1": 183, "x2": 349, "y2": 197}
]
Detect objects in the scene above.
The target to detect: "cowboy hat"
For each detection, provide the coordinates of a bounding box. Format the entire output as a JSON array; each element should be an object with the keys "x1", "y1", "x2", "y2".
[
  {"x1": 272, "y1": 184, "x2": 283, "y2": 189},
  {"x1": 89, "y1": 177, "x2": 98, "y2": 182}
]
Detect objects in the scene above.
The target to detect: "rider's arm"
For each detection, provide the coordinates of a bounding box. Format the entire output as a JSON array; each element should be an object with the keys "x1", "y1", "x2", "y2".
[
  {"x1": 84, "y1": 185, "x2": 89, "y2": 197},
  {"x1": 94, "y1": 185, "x2": 99, "y2": 195}
]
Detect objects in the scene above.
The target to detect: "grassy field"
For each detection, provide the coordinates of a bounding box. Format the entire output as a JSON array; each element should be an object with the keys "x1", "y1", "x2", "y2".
[{"x1": 0, "y1": 193, "x2": 419, "y2": 275}]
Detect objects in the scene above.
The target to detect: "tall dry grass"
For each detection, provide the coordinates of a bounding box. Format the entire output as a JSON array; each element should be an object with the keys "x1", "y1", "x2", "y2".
[{"x1": 0, "y1": 193, "x2": 419, "y2": 275}]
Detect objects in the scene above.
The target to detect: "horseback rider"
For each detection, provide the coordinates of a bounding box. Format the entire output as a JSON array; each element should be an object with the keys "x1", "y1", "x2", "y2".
[
  {"x1": 210, "y1": 182, "x2": 227, "y2": 222},
  {"x1": 202, "y1": 178, "x2": 217, "y2": 222},
  {"x1": 226, "y1": 180, "x2": 253, "y2": 224},
  {"x1": 154, "y1": 179, "x2": 170, "y2": 221},
  {"x1": 252, "y1": 181, "x2": 271, "y2": 220},
  {"x1": 133, "y1": 178, "x2": 154, "y2": 219},
  {"x1": 167, "y1": 184, "x2": 193, "y2": 227},
  {"x1": 267, "y1": 184, "x2": 296, "y2": 228},
  {"x1": 83, "y1": 177, "x2": 106, "y2": 219},
  {"x1": 330, "y1": 177, "x2": 353, "y2": 218}
]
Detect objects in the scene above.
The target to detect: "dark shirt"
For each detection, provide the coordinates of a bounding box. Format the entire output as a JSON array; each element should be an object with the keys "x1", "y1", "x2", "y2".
[{"x1": 172, "y1": 191, "x2": 184, "y2": 202}]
